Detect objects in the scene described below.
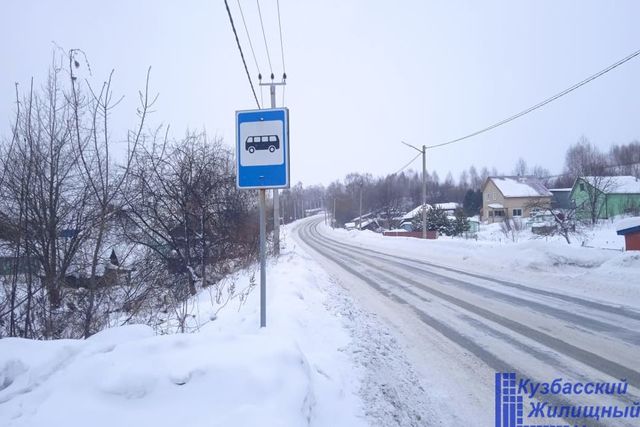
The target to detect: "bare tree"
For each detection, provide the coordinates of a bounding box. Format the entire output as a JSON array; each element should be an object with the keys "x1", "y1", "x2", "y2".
[
  {"x1": 122, "y1": 130, "x2": 254, "y2": 300},
  {"x1": 499, "y1": 218, "x2": 524, "y2": 242},
  {"x1": 512, "y1": 158, "x2": 529, "y2": 176},
  {"x1": 0, "y1": 62, "x2": 98, "y2": 338},
  {"x1": 564, "y1": 136, "x2": 607, "y2": 178},
  {"x1": 573, "y1": 176, "x2": 618, "y2": 225},
  {"x1": 66, "y1": 50, "x2": 155, "y2": 337},
  {"x1": 609, "y1": 141, "x2": 640, "y2": 177},
  {"x1": 526, "y1": 197, "x2": 578, "y2": 244}
]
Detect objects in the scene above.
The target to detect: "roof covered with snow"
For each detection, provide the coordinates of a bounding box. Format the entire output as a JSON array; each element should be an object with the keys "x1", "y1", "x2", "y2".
[
  {"x1": 486, "y1": 176, "x2": 552, "y2": 198},
  {"x1": 433, "y1": 202, "x2": 460, "y2": 211},
  {"x1": 616, "y1": 217, "x2": 640, "y2": 234},
  {"x1": 579, "y1": 176, "x2": 640, "y2": 194},
  {"x1": 487, "y1": 203, "x2": 504, "y2": 209},
  {"x1": 402, "y1": 202, "x2": 460, "y2": 220}
]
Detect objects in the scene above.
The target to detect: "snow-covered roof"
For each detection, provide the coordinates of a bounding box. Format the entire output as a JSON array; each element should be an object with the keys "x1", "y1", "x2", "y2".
[
  {"x1": 345, "y1": 219, "x2": 378, "y2": 229},
  {"x1": 579, "y1": 176, "x2": 640, "y2": 194},
  {"x1": 402, "y1": 204, "x2": 426, "y2": 220},
  {"x1": 433, "y1": 202, "x2": 460, "y2": 211},
  {"x1": 487, "y1": 176, "x2": 552, "y2": 198},
  {"x1": 401, "y1": 202, "x2": 460, "y2": 220},
  {"x1": 487, "y1": 203, "x2": 504, "y2": 209},
  {"x1": 549, "y1": 188, "x2": 572, "y2": 192},
  {"x1": 349, "y1": 212, "x2": 374, "y2": 223},
  {"x1": 616, "y1": 217, "x2": 640, "y2": 233},
  {"x1": 360, "y1": 219, "x2": 377, "y2": 228}
]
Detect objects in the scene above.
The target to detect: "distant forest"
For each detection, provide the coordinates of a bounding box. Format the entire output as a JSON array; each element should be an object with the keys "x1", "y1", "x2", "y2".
[{"x1": 280, "y1": 137, "x2": 640, "y2": 227}]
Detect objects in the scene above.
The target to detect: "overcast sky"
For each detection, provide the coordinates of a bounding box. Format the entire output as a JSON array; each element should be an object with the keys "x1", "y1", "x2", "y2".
[{"x1": 1, "y1": 0, "x2": 639, "y2": 186}]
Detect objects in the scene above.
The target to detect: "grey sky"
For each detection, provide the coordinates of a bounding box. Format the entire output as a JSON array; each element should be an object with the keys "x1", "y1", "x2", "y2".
[{"x1": 1, "y1": 0, "x2": 639, "y2": 186}]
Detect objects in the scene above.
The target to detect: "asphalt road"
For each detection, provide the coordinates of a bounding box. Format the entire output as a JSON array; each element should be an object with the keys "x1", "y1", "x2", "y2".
[{"x1": 293, "y1": 216, "x2": 640, "y2": 427}]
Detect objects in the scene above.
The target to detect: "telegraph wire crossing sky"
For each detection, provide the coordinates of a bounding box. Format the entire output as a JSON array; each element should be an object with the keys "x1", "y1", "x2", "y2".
[
  {"x1": 0, "y1": 1, "x2": 639, "y2": 185},
  {"x1": 393, "y1": 47, "x2": 640, "y2": 173}
]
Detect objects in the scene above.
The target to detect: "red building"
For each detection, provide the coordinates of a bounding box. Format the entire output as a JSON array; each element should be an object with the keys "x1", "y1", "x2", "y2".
[{"x1": 616, "y1": 218, "x2": 640, "y2": 251}]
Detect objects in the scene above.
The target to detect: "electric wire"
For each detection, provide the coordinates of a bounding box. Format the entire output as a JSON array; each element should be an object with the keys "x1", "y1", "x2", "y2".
[
  {"x1": 276, "y1": 0, "x2": 287, "y2": 74},
  {"x1": 276, "y1": 0, "x2": 287, "y2": 106},
  {"x1": 393, "y1": 152, "x2": 422, "y2": 175},
  {"x1": 256, "y1": 0, "x2": 274, "y2": 75},
  {"x1": 427, "y1": 48, "x2": 640, "y2": 150},
  {"x1": 224, "y1": 0, "x2": 261, "y2": 108},
  {"x1": 236, "y1": 0, "x2": 261, "y2": 76}
]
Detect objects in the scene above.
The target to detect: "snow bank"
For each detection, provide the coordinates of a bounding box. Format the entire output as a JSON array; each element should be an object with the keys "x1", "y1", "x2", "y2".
[
  {"x1": 0, "y1": 234, "x2": 365, "y2": 427},
  {"x1": 1, "y1": 326, "x2": 313, "y2": 427},
  {"x1": 325, "y1": 220, "x2": 638, "y2": 307}
]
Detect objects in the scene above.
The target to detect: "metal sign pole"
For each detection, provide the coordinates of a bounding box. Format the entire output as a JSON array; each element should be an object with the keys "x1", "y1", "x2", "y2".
[
  {"x1": 271, "y1": 84, "x2": 280, "y2": 256},
  {"x1": 236, "y1": 104, "x2": 288, "y2": 329},
  {"x1": 259, "y1": 188, "x2": 267, "y2": 327}
]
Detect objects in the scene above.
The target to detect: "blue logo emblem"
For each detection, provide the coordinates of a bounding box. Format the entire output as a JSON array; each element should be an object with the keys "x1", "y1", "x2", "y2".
[
  {"x1": 494, "y1": 372, "x2": 634, "y2": 426},
  {"x1": 495, "y1": 373, "x2": 525, "y2": 427}
]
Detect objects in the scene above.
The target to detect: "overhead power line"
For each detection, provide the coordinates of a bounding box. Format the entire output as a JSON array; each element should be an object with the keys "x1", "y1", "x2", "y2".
[
  {"x1": 427, "y1": 48, "x2": 640, "y2": 150},
  {"x1": 236, "y1": 0, "x2": 261, "y2": 76},
  {"x1": 224, "y1": 0, "x2": 261, "y2": 108},
  {"x1": 276, "y1": 0, "x2": 286, "y2": 74},
  {"x1": 276, "y1": 0, "x2": 287, "y2": 106},
  {"x1": 256, "y1": 0, "x2": 274, "y2": 76},
  {"x1": 393, "y1": 152, "x2": 422, "y2": 175}
]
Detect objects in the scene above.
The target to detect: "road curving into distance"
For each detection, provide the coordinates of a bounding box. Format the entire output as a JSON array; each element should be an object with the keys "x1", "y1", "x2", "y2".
[{"x1": 293, "y1": 216, "x2": 640, "y2": 427}]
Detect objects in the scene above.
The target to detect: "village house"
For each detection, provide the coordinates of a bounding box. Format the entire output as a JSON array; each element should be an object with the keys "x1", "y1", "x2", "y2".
[
  {"x1": 548, "y1": 188, "x2": 573, "y2": 210},
  {"x1": 481, "y1": 176, "x2": 552, "y2": 223},
  {"x1": 571, "y1": 176, "x2": 640, "y2": 220}
]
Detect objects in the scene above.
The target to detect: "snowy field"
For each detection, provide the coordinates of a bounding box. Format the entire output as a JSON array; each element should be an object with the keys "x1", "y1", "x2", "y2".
[{"x1": 0, "y1": 228, "x2": 383, "y2": 427}]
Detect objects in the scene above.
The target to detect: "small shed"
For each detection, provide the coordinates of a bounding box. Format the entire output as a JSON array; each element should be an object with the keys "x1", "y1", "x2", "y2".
[{"x1": 616, "y1": 217, "x2": 640, "y2": 251}]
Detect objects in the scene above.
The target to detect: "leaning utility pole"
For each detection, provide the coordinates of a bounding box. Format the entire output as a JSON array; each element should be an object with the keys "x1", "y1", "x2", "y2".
[
  {"x1": 260, "y1": 74, "x2": 286, "y2": 255},
  {"x1": 401, "y1": 141, "x2": 427, "y2": 238}
]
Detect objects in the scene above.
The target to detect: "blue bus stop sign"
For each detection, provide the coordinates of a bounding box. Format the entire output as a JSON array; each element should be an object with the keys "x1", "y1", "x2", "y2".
[{"x1": 236, "y1": 108, "x2": 290, "y2": 189}]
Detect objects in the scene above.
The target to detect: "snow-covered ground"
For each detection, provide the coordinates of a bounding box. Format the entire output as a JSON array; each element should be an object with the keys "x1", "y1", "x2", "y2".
[
  {"x1": 294, "y1": 215, "x2": 640, "y2": 427},
  {"x1": 328, "y1": 219, "x2": 639, "y2": 308},
  {"x1": 1, "y1": 224, "x2": 427, "y2": 427},
  {"x1": 2, "y1": 215, "x2": 639, "y2": 427}
]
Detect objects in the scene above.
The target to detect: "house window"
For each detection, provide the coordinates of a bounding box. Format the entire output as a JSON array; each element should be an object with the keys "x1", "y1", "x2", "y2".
[
  {"x1": 579, "y1": 183, "x2": 585, "y2": 191},
  {"x1": 495, "y1": 210, "x2": 505, "y2": 217},
  {"x1": 513, "y1": 208, "x2": 522, "y2": 217},
  {"x1": 489, "y1": 211, "x2": 494, "y2": 217}
]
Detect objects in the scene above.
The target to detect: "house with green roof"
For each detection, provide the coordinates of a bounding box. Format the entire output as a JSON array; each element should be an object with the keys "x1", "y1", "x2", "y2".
[{"x1": 570, "y1": 175, "x2": 640, "y2": 222}]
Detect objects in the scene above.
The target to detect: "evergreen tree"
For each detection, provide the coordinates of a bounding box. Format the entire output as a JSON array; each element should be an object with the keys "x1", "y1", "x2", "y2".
[
  {"x1": 451, "y1": 208, "x2": 470, "y2": 236},
  {"x1": 412, "y1": 207, "x2": 451, "y2": 234},
  {"x1": 463, "y1": 190, "x2": 482, "y2": 216}
]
